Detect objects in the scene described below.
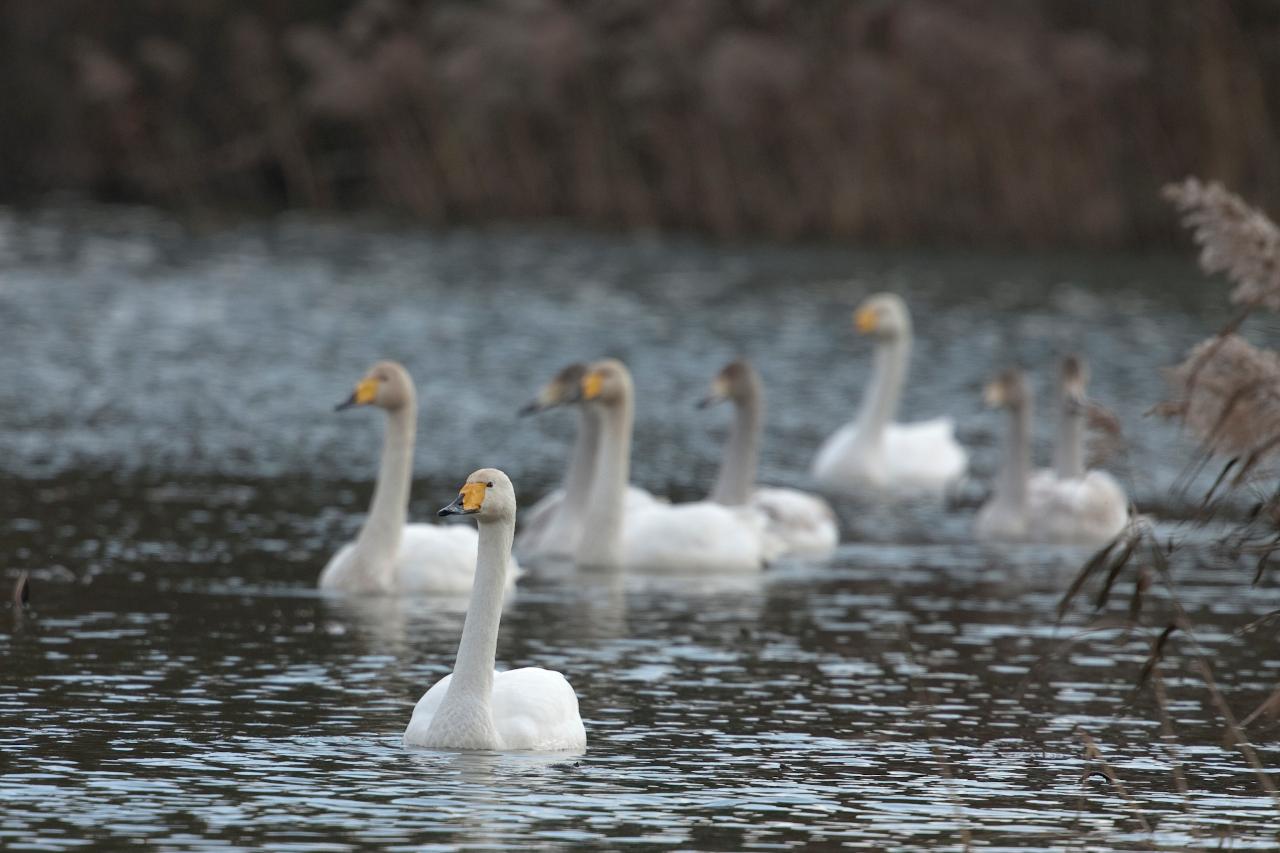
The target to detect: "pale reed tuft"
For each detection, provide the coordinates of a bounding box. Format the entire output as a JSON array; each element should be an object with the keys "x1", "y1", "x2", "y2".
[
  {"x1": 1163, "y1": 178, "x2": 1280, "y2": 313},
  {"x1": 1162, "y1": 335, "x2": 1280, "y2": 460}
]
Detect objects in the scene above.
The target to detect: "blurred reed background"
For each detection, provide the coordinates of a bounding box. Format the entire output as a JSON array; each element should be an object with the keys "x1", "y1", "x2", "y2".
[{"x1": 2, "y1": 0, "x2": 1277, "y2": 246}]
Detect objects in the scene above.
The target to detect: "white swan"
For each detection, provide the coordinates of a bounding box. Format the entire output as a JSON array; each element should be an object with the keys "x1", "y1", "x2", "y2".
[
  {"x1": 319, "y1": 361, "x2": 518, "y2": 595},
  {"x1": 811, "y1": 293, "x2": 967, "y2": 497},
  {"x1": 576, "y1": 359, "x2": 774, "y2": 573},
  {"x1": 515, "y1": 363, "x2": 660, "y2": 562},
  {"x1": 404, "y1": 469, "x2": 586, "y2": 751},
  {"x1": 1027, "y1": 357, "x2": 1129, "y2": 546},
  {"x1": 700, "y1": 359, "x2": 838, "y2": 559},
  {"x1": 975, "y1": 369, "x2": 1038, "y2": 542}
]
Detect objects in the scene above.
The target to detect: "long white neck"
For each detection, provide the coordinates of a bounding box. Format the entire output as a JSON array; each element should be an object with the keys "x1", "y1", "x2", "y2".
[
  {"x1": 577, "y1": 395, "x2": 632, "y2": 569},
  {"x1": 543, "y1": 408, "x2": 601, "y2": 547},
  {"x1": 997, "y1": 400, "x2": 1032, "y2": 509},
  {"x1": 856, "y1": 333, "x2": 910, "y2": 444},
  {"x1": 1053, "y1": 393, "x2": 1085, "y2": 479},
  {"x1": 711, "y1": 384, "x2": 761, "y2": 506},
  {"x1": 354, "y1": 401, "x2": 415, "y2": 586},
  {"x1": 432, "y1": 513, "x2": 514, "y2": 730}
]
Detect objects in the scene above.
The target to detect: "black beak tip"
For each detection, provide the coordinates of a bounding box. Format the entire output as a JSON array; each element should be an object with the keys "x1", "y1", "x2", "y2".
[
  {"x1": 517, "y1": 402, "x2": 540, "y2": 417},
  {"x1": 437, "y1": 507, "x2": 451, "y2": 517}
]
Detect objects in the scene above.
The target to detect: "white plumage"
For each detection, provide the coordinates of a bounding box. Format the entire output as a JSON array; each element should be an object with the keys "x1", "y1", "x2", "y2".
[
  {"x1": 403, "y1": 469, "x2": 585, "y2": 752},
  {"x1": 622, "y1": 500, "x2": 775, "y2": 573},
  {"x1": 322, "y1": 524, "x2": 516, "y2": 596},
  {"x1": 404, "y1": 666, "x2": 586, "y2": 751},
  {"x1": 320, "y1": 361, "x2": 518, "y2": 595},
  {"x1": 751, "y1": 486, "x2": 840, "y2": 559},
  {"x1": 812, "y1": 417, "x2": 967, "y2": 498},
  {"x1": 700, "y1": 359, "x2": 838, "y2": 560},
  {"x1": 811, "y1": 293, "x2": 967, "y2": 498}
]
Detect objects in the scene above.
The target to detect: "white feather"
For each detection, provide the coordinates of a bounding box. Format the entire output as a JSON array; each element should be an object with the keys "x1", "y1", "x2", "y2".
[
  {"x1": 750, "y1": 486, "x2": 839, "y2": 559},
  {"x1": 812, "y1": 417, "x2": 968, "y2": 497},
  {"x1": 404, "y1": 667, "x2": 586, "y2": 752}
]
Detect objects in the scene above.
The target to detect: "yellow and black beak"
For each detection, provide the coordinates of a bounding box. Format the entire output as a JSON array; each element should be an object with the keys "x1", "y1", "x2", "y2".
[
  {"x1": 519, "y1": 384, "x2": 561, "y2": 417},
  {"x1": 438, "y1": 482, "x2": 486, "y2": 517},
  {"x1": 336, "y1": 377, "x2": 380, "y2": 412},
  {"x1": 854, "y1": 306, "x2": 878, "y2": 334},
  {"x1": 697, "y1": 377, "x2": 730, "y2": 410},
  {"x1": 580, "y1": 370, "x2": 604, "y2": 402},
  {"x1": 983, "y1": 380, "x2": 1005, "y2": 408}
]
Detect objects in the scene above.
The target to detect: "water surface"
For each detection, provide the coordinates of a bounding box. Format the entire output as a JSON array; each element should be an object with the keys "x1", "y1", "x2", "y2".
[{"x1": 1, "y1": 208, "x2": 1277, "y2": 849}]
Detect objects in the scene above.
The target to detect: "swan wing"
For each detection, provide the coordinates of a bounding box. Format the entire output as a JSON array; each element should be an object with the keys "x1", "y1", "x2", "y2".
[
  {"x1": 1025, "y1": 469, "x2": 1128, "y2": 546},
  {"x1": 974, "y1": 498, "x2": 1029, "y2": 543},
  {"x1": 492, "y1": 667, "x2": 587, "y2": 751},
  {"x1": 622, "y1": 501, "x2": 766, "y2": 573},
  {"x1": 396, "y1": 524, "x2": 520, "y2": 595},
  {"x1": 810, "y1": 422, "x2": 867, "y2": 491},
  {"x1": 882, "y1": 418, "x2": 968, "y2": 492},
  {"x1": 402, "y1": 672, "x2": 454, "y2": 746},
  {"x1": 812, "y1": 419, "x2": 966, "y2": 497},
  {"x1": 404, "y1": 669, "x2": 586, "y2": 751},
  {"x1": 751, "y1": 486, "x2": 838, "y2": 559},
  {"x1": 318, "y1": 542, "x2": 360, "y2": 590},
  {"x1": 514, "y1": 489, "x2": 565, "y2": 559}
]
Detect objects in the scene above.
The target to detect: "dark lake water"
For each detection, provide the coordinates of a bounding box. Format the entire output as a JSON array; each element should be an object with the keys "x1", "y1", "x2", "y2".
[{"x1": 1, "y1": 207, "x2": 1277, "y2": 849}]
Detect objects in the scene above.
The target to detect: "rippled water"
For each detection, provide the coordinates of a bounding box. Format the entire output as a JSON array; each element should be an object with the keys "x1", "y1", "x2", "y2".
[{"x1": 2, "y1": 207, "x2": 1278, "y2": 849}]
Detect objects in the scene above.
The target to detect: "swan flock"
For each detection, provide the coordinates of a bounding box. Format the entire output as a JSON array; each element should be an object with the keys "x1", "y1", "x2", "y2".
[{"x1": 320, "y1": 293, "x2": 1134, "y2": 752}]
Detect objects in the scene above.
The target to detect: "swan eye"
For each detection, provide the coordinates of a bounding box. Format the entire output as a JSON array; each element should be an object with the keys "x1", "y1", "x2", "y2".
[{"x1": 486, "y1": 481, "x2": 494, "y2": 488}]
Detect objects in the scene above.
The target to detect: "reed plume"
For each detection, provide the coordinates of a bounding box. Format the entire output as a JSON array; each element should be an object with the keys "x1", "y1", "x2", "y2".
[
  {"x1": 1163, "y1": 178, "x2": 1280, "y2": 312},
  {"x1": 1160, "y1": 181, "x2": 1280, "y2": 479}
]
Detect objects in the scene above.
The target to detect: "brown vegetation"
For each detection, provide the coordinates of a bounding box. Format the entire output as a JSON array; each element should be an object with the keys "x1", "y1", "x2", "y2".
[
  {"x1": 1159, "y1": 179, "x2": 1280, "y2": 496},
  {"x1": 3, "y1": 1, "x2": 1280, "y2": 244},
  {"x1": 1047, "y1": 179, "x2": 1280, "y2": 814}
]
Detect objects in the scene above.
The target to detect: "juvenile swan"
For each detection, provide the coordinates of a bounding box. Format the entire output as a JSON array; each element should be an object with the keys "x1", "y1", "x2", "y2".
[
  {"x1": 404, "y1": 469, "x2": 586, "y2": 751},
  {"x1": 515, "y1": 363, "x2": 659, "y2": 562},
  {"x1": 811, "y1": 293, "x2": 967, "y2": 497},
  {"x1": 576, "y1": 359, "x2": 773, "y2": 573},
  {"x1": 319, "y1": 361, "x2": 517, "y2": 595},
  {"x1": 700, "y1": 360, "x2": 838, "y2": 558},
  {"x1": 1027, "y1": 357, "x2": 1128, "y2": 546},
  {"x1": 975, "y1": 369, "x2": 1037, "y2": 542}
]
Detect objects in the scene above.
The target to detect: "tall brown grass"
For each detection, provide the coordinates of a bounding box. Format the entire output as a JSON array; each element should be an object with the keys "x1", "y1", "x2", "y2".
[{"x1": 2, "y1": 0, "x2": 1279, "y2": 245}]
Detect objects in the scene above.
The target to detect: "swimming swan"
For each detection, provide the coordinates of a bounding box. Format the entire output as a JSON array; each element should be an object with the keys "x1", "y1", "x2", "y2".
[
  {"x1": 319, "y1": 361, "x2": 518, "y2": 595},
  {"x1": 975, "y1": 369, "x2": 1038, "y2": 542},
  {"x1": 576, "y1": 359, "x2": 774, "y2": 573},
  {"x1": 811, "y1": 293, "x2": 967, "y2": 497},
  {"x1": 403, "y1": 469, "x2": 586, "y2": 751},
  {"x1": 1027, "y1": 357, "x2": 1128, "y2": 546},
  {"x1": 515, "y1": 363, "x2": 660, "y2": 562},
  {"x1": 700, "y1": 359, "x2": 838, "y2": 559}
]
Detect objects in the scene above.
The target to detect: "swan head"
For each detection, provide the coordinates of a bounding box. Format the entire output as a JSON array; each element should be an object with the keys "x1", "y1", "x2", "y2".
[
  {"x1": 983, "y1": 369, "x2": 1029, "y2": 410},
  {"x1": 335, "y1": 361, "x2": 415, "y2": 412},
  {"x1": 698, "y1": 359, "x2": 759, "y2": 408},
  {"x1": 580, "y1": 358, "x2": 632, "y2": 407},
  {"x1": 1061, "y1": 355, "x2": 1088, "y2": 408},
  {"x1": 853, "y1": 293, "x2": 911, "y2": 341},
  {"x1": 519, "y1": 362, "x2": 587, "y2": 416},
  {"x1": 438, "y1": 468, "x2": 516, "y2": 522}
]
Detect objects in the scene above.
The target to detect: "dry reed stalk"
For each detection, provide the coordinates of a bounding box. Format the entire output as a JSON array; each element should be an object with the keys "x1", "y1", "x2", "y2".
[
  {"x1": 1149, "y1": 664, "x2": 1191, "y2": 805},
  {"x1": 1076, "y1": 729, "x2": 1152, "y2": 833},
  {"x1": 1191, "y1": 658, "x2": 1280, "y2": 805},
  {"x1": 11, "y1": 571, "x2": 28, "y2": 608}
]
